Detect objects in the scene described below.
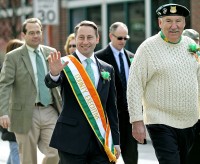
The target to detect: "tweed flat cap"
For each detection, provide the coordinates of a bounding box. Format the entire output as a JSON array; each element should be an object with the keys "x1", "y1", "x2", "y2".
[
  {"x1": 182, "y1": 29, "x2": 199, "y2": 41},
  {"x1": 156, "y1": 3, "x2": 190, "y2": 17}
]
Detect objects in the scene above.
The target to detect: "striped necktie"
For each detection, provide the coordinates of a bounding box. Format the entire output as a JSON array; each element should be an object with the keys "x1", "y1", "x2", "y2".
[
  {"x1": 34, "y1": 49, "x2": 51, "y2": 106},
  {"x1": 85, "y1": 58, "x2": 95, "y2": 85},
  {"x1": 119, "y1": 52, "x2": 127, "y2": 106}
]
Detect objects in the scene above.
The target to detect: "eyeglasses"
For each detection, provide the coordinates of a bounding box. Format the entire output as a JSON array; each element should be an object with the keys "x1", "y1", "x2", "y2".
[
  {"x1": 112, "y1": 34, "x2": 130, "y2": 40},
  {"x1": 27, "y1": 31, "x2": 42, "y2": 36},
  {"x1": 69, "y1": 44, "x2": 76, "y2": 48}
]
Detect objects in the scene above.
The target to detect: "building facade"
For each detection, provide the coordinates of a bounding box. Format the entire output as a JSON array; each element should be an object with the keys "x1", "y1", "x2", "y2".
[{"x1": 0, "y1": 0, "x2": 199, "y2": 60}]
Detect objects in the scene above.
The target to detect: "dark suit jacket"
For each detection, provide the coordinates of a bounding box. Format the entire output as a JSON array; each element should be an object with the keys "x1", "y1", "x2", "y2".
[
  {"x1": 45, "y1": 53, "x2": 119, "y2": 155},
  {"x1": 96, "y1": 45, "x2": 133, "y2": 112}
]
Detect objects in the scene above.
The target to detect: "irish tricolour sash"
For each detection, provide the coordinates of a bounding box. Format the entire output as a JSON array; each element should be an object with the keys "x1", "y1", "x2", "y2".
[{"x1": 61, "y1": 55, "x2": 116, "y2": 162}]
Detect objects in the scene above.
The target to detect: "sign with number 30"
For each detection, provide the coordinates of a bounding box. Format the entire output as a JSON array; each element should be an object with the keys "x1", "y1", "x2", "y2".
[{"x1": 34, "y1": 0, "x2": 59, "y2": 25}]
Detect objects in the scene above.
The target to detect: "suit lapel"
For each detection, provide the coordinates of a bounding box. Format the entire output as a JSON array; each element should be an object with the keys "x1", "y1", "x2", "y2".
[
  {"x1": 40, "y1": 46, "x2": 50, "y2": 70},
  {"x1": 105, "y1": 46, "x2": 121, "y2": 78},
  {"x1": 105, "y1": 46, "x2": 131, "y2": 78},
  {"x1": 95, "y1": 57, "x2": 104, "y2": 93},
  {"x1": 21, "y1": 45, "x2": 36, "y2": 87},
  {"x1": 73, "y1": 53, "x2": 81, "y2": 63},
  {"x1": 124, "y1": 50, "x2": 131, "y2": 67}
]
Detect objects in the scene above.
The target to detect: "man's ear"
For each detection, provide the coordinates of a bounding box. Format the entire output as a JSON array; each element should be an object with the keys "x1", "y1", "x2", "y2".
[
  {"x1": 158, "y1": 18, "x2": 162, "y2": 29},
  {"x1": 96, "y1": 35, "x2": 100, "y2": 44},
  {"x1": 21, "y1": 32, "x2": 25, "y2": 39},
  {"x1": 109, "y1": 33, "x2": 113, "y2": 40}
]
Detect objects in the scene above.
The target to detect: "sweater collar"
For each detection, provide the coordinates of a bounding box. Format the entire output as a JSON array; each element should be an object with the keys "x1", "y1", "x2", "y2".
[{"x1": 160, "y1": 30, "x2": 182, "y2": 44}]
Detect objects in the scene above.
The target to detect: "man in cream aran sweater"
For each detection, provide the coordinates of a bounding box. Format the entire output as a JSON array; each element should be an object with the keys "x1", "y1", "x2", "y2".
[{"x1": 127, "y1": 3, "x2": 199, "y2": 164}]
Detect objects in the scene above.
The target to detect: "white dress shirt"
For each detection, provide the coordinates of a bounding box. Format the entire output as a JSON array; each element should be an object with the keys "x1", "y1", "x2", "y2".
[
  {"x1": 26, "y1": 44, "x2": 50, "y2": 103},
  {"x1": 51, "y1": 50, "x2": 100, "y2": 88},
  {"x1": 109, "y1": 43, "x2": 129, "y2": 81}
]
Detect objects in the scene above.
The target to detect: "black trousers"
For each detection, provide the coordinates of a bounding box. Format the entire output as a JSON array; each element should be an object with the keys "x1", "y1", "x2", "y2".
[
  {"x1": 119, "y1": 111, "x2": 138, "y2": 164},
  {"x1": 146, "y1": 124, "x2": 195, "y2": 164},
  {"x1": 187, "y1": 120, "x2": 200, "y2": 164},
  {"x1": 58, "y1": 134, "x2": 114, "y2": 164}
]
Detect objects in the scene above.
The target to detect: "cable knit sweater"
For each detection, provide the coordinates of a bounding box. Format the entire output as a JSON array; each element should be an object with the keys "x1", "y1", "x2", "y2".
[{"x1": 127, "y1": 32, "x2": 200, "y2": 129}]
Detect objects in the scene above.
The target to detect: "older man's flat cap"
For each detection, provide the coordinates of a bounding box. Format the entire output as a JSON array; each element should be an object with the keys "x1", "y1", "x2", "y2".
[
  {"x1": 156, "y1": 3, "x2": 190, "y2": 17},
  {"x1": 183, "y1": 29, "x2": 199, "y2": 41}
]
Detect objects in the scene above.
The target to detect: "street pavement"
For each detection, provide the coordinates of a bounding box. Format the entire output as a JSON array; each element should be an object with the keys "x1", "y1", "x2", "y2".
[{"x1": 0, "y1": 132, "x2": 158, "y2": 164}]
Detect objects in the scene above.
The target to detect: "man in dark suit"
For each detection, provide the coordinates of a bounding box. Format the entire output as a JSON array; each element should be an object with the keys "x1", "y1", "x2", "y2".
[
  {"x1": 0, "y1": 18, "x2": 61, "y2": 164},
  {"x1": 45, "y1": 20, "x2": 121, "y2": 164},
  {"x1": 96, "y1": 22, "x2": 138, "y2": 164}
]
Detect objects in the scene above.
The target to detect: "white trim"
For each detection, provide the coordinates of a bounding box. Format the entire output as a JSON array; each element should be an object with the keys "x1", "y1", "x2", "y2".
[
  {"x1": 145, "y1": 0, "x2": 152, "y2": 38},
  {"x1": 101, "y1": 0, "x2": 108, "y2": 48},
  {"x1": 20, "y1": 0, "x2": 26, "y2": 22},
  {"x1": 62, "y1": 0, "x2": 133, "y2": 8}
]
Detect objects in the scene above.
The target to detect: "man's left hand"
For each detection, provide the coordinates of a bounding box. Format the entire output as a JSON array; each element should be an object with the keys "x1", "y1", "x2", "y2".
[
  {"x1": 114, "y1": 145, "x2": 121, "y2": 159},
  {"x1": 0, "y1": 115, "x2": 10, "y2": 129}
]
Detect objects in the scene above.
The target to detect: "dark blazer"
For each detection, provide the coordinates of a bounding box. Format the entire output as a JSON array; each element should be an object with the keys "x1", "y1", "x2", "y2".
[
  {"x1": 96, "y1": 45, "x2": 139, "y2": 164},
  {"x1": 96, "y1": 45, "x2": 133, "y2": 113},
  {"x1": 45, "y1": 53, "x2": 119, "y2": 155}
]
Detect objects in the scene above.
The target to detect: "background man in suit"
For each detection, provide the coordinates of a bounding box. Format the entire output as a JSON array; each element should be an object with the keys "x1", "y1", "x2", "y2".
[
  {"x1": 183, "y1": 29, "x2": 200, "y2": 57},
  {"x1": 0, "y1": 18, "x2": 61, "y2": 164},
  {"x1": 183, "y1": 29, "x2": 199, "y2": 45},
  {"x1": 96, "y1": 22, "x2": 138, "y2": 164},
  {"x1": 45, "y1": 20, "x2": 121, "y2": 164}
]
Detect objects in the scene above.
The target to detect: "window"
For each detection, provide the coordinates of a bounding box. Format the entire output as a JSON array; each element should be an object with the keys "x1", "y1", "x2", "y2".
[
  {"x1": 69, "y1": 6, "x2": 102, "y2": 50},
  {"x1": 108, "y1": 1, "x2": 145, "y2": 53},
  {"x1": 128, "y1": 1, "x2": 145, "y2": 53},
  {"x1": 151, "y1": 0, "x2": 191, "y2": 35}
]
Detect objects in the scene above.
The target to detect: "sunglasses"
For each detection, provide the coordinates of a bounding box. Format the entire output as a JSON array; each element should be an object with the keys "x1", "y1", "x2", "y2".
[
  {"x1": 69, "y1": 44, "x2": 76, "y2": 48},
  {"x1": 112, "y1": 34, "x2": 130, "y2": 40}
]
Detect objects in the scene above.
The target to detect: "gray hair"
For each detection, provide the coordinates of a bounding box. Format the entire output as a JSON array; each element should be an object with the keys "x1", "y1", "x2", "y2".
[{"x1": 109, "y1": 22, "x2": 128, "y2": 33}]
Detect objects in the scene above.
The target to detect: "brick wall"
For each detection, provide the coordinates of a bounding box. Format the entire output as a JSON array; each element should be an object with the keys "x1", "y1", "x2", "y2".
[
  {"x1": 1, "y1": 1, "x2": 200, "y2": 60},
  {"x1": 50, "y1": 1, "x2": 200, "y2": 56},
  {"x1": 191, "y1": 0, "x2": 200, "y2": 34},
  {"x1": 51, "y1": 7, "x2": 68, "y2": 56}
]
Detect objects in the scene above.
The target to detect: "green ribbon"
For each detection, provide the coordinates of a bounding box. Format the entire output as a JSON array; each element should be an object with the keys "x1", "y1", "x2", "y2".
[{"x1": 160, "y1": 30, "x2": 182, "y2": 44}]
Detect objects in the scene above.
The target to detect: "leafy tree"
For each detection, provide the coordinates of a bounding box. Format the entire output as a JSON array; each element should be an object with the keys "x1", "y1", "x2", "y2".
[{"x1": 0, "y1": 0, "x2": 22, "y2": 41}]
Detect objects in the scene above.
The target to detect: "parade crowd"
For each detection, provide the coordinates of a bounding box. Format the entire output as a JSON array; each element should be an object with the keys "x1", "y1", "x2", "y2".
[{"x1": 0, "y1": 3, "x2": 200, "y2": 164}]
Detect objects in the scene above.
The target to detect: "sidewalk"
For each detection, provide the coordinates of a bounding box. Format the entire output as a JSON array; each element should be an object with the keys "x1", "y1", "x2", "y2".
[
  {"x1": 0, "y1": 132, "x2": 158, "y2": 164},
  {"x1": 118, "y1": 139, "x2": 159, "y2": 164}
]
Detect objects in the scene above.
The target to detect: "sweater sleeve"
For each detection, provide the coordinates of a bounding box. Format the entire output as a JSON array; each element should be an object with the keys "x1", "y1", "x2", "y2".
[{"x1": 127, "y1": 44, "x2": 149, "y2": 123}]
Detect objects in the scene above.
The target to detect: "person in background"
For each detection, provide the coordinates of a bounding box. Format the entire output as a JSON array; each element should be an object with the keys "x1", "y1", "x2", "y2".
[
  {"x1": 45, "y1": 20, "x2": 121, "y2": 164},
  {"x1": 64, "y1": 33, "x2": 76, "y2": 55},
  {"x1": 0, "y1": 125, "x2": 20, "y2": 164},
  {"x1": 0, "y1": 18, "x2": 62, "y2": 164},
  {"x1": 0, "y1": 39, "x2": 23, "y2": 164},
  {"x1": 182, "y1": 29, "x2": 200, "y2": 164},
  {"x1": 183, "y1": 29, "x2": 200, "y2": 56},
  {"x1": 183, "y1": 29, "x2": 199, "y2": 44},
  {"x1": 96, "y1": 22, "x2": 138, "y2": 164},
  {"x1": 127, "y1": 3, "x2": 199, "y2": 164}
]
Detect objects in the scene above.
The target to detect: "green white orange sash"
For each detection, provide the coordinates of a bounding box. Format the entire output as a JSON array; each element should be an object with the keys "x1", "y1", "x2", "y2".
[{"x1": 61, "y1": 55, "x2": 116, "y2": 162}]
